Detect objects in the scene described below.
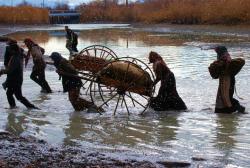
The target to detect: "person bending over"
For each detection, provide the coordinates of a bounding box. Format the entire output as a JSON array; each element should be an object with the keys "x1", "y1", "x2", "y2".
[
  {"x1": 49, "y1": 52, "x2": 103, "y2": 112},
  {"x1": 148, "y1": 51, "x2": 187, "y2": 111}
]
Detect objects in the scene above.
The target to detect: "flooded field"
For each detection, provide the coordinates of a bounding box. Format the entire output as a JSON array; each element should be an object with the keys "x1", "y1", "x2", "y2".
[{"x1": 1, "y1": 24, "x2": 250, "y2": 167}]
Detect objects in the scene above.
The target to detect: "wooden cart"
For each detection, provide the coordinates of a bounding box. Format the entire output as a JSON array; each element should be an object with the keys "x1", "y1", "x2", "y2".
[{"x1": 71, "y1": 45, "x2": 155, "y2": 115}]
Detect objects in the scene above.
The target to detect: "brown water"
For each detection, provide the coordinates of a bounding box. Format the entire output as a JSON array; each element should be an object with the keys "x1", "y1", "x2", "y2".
[{"x1": 1, "y1": 24, "x2": 250, "y2": 167}]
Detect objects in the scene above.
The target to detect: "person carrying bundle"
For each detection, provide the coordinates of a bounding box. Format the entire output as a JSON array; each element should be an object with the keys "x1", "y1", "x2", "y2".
[{"x1": 209, "y1": 46, "x2": 245, "y2": 113}]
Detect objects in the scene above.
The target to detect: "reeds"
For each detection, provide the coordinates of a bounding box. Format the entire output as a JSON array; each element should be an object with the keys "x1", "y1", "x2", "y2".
[
  {"x1": 0, "y1": 6, "x2": 49, "y2": 24},
  {"x1": 79, "y1": 0, "x2": 250, "y2": 24}
]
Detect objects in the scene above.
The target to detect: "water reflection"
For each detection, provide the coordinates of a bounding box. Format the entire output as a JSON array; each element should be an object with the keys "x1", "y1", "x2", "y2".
[
  {"x1": 63, "y1": 111, "x2": 179, "y2": 152},
  {"x1": 5, "y1": 112, "x2": 26, "y2": 136},
  {"x1": 215, "y1": 114, "x2": 239, "y2": 163}
]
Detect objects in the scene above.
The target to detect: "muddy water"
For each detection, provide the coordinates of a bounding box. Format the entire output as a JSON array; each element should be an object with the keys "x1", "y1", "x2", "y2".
[{"x1": 1, "y1": 24, "x2": 250, "y2": 167}]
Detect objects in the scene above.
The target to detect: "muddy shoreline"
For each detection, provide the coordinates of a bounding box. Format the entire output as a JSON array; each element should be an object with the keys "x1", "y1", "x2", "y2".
[{"x1": 0, "y1": 131, "x2": 194, "y2": 168}]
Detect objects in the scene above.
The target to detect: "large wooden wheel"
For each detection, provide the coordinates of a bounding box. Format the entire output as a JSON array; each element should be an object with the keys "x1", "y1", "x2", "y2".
[
  {"x1": 79, "y1": 45, "x2": 118, "y2": 61},
  {"x1": 73, "y1": 45, "x2": 118, "y2": 95},
  {"x1": 90, "y1": 57, "x2": 155, "y2": 115}
]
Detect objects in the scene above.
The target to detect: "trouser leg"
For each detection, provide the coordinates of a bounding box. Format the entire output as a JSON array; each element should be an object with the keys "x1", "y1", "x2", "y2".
[
  {"x1": 30, "y1": 69, "x2": 41, "y2": 86},
  {"x1": 38, "y1": 70, "x2": 52, "y2": 93},
  {"x1": 14, "y1": 86, "x2": 36, "y2": 108},
  {"x1": 6, "y1": 87, "x2": 16, "y2": 108},
  {"x1": 68, "y1": 88, "x2": 93, "y2": 111},
  {"x1": 31, "y1": 69, "x2": 52, "y2": 93},
  {"x1": 66, "y1": 42, "x2": 73, "y2": 54},
  {"x1": 72, "y1": 43, "x2": 78, "y2": 52}
]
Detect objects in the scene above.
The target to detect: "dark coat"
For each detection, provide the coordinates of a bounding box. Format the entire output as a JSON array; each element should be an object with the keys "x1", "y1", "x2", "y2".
[{"x1": 4, "y1": 44, "x2": 24, "y2": 88}]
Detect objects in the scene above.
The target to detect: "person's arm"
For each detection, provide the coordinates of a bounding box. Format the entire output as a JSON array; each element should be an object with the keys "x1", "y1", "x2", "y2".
[
  {"x1": 25, "y1": 49, "x2": 31, "y2": 68},
  {"x1": 153, "y1": 62, "x2": 163, "y2": 86},
  {"x1": 70, "y1": 31, "x2": 74, "y2": 43},
  {"x1": 45, "y1": 61, "x2": 54, "y2": 65},
  {"x1": 4, "y1": 46, "x2": 10, "y2": 68},
  {"x1": 39, "y1": 46, "x2": 45, "y2": 55}
]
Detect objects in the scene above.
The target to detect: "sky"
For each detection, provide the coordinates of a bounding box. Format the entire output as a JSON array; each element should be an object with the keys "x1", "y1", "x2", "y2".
[{"x1": 0, "y1": 0, "x2": 91, "y2": 8}]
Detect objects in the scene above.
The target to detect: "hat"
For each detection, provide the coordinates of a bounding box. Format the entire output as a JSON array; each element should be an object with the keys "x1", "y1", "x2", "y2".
[{"x1": 24, "y1": 38, "x2": 34, "y2": 44}]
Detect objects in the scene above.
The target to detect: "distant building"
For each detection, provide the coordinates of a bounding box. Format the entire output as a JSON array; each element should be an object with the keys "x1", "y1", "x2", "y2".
[{"x1": 49, "y1": 10, "x2": 80, "y2": 24}]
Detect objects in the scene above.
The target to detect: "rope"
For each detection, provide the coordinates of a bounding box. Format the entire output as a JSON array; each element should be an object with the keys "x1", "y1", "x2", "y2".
[{"x1": 234, "y1": 85, "x2": 244, "y2": 100}]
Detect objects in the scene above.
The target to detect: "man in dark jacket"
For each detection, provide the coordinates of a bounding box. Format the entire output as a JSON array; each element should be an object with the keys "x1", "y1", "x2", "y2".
[
  {"x1": 49, "y1": 52, "x2": 102, "y2": 112},
  {"x1": 0, "y1": 39, "x2": 38, "y2": 109},
  {"x1": 65, "y1": 26, "x2": 78, "y2": 54}
]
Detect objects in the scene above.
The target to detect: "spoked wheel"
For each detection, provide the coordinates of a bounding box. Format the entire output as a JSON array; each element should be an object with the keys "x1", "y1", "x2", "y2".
[
  {"x1": 71, "y1": 45, "x2": 118, "y2": 95},
  {"x1": 90, "y1": 57, "x2": 155, "y2": 115},
  {"x1": 80, "y1": 45, "x2": 118, "y2": 61}
]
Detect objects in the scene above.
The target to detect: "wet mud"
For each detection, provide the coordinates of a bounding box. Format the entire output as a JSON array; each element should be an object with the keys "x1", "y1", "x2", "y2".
[{"x1": 0, "y1": 131, "x2": 158, "y2": 168}]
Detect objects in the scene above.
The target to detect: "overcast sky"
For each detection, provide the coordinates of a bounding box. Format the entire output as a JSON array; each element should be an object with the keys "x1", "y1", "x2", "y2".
[{"x1": 0, "y1": 0, "x2": 91, "y2": 8}]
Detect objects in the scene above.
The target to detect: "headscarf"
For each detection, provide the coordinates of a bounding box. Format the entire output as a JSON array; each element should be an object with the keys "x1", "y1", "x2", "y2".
[
  {"x1": 50, "y1": 52, "x2": 63, "y2": 68},
  {"x1": 148, "y1": 51, "x2": 164, "y2": 63},
  {"x1": 24, "y1": 38, "x2": 36, "y2": 49},
  {"x1": 215, "y1": 46, "x2": 231, "y2": 62},
  {"x1": 148, "y1": 51, "x2": 167, "y2": 66}
]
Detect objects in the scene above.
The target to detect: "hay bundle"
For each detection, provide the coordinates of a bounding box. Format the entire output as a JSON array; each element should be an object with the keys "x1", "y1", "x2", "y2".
[
  {"x1": 99, "y1": 61, "x2": 153, "y2": 96},
  {"x1": 71, "y1": 54, "x2": 108, "y2": 73},
  {"x1": 209, "y1": 58, "x2": 245, "y2": 79}
]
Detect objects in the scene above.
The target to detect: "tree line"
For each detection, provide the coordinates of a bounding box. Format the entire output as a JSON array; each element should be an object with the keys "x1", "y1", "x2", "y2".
[
  {"x1": 0, "y1": 0, "x2": 250, "y2": 25},
  {"x1": 78, "y1": 0, "x2": 250, "y2": 24}
]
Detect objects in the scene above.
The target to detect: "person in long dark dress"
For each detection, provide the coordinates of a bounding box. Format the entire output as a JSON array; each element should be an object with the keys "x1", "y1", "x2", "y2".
[{"x1": 148, "y1": 51, "x2": 187, "y2": 111}]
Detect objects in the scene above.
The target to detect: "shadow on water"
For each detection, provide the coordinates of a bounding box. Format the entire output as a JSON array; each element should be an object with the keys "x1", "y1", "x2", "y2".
[{"x1": 5, "y1": 112, "x2": 27, "y2": 136}]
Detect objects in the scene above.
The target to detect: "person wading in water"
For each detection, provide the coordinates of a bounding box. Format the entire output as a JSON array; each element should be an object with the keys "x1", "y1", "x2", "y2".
[
  {"x1": 209, "y1": 46, "x2": 245, "y2": 113},
  {"x1": 0, "y1": 39, "x2": 38, "y2": 109},
  {"x1": 49, "y1": 52, "x2": 103, "y2": 112},
  {"x1": 65, "y1": 26, "x2": 78, "y2": 54},
  {"x1": 148, "y1": 51, "x2": 187, "y2": 111},
  {"x1": 24, "y1": 38, "x2": 52, "y2": 93}
]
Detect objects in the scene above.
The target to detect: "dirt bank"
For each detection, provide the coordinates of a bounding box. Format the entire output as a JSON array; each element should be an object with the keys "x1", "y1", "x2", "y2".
[
  {"x1": 0, "y1": 132, "x2": 158, "y2": 168},
  {"x1": 0, "y1": 131, "x2": 194, "y2": 168}
]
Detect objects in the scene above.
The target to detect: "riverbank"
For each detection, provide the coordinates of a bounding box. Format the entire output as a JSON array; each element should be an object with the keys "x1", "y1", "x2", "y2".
[{"x1": 0, "y1": 131, "x2": 194, "y2": 168}]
